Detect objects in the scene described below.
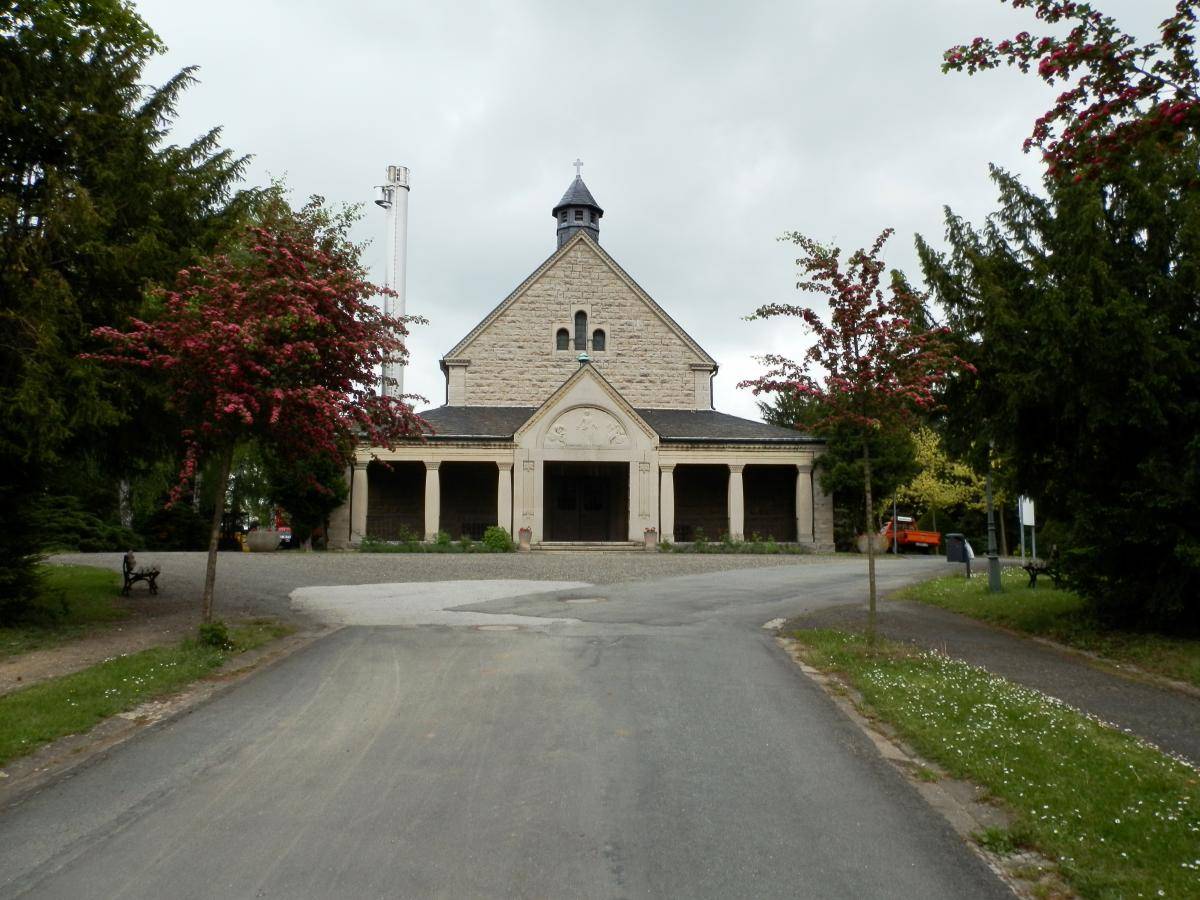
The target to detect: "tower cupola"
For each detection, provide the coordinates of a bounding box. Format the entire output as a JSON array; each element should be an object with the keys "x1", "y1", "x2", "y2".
[{"x1": 552, "y1": 159, "x2": 603, "y2": 248}]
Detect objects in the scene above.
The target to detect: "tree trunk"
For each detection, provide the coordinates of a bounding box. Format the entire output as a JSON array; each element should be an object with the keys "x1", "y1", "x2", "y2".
[
  {"x1": 863, "y1": 441, "x2": 877, "y2": 649},
  {"x1": 201, "y1": 445, "x2": 235, "y2": 624},
  {"x1": 118, "y1": 477, "x2": 133, "y2": 529}
]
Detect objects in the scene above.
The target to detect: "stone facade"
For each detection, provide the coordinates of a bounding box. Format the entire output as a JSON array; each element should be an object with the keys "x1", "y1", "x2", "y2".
[
  {"x1": 331, "y1": 174, "x2": 836, "y2": 552},
  {"x1": 445, "y1": 237, "x2": 715, "y2": 410}
]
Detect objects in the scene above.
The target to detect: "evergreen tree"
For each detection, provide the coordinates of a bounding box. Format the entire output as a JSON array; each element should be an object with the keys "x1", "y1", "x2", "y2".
[
  {"x1": 0, "y1": 1, "x2": 251, "y2": 611},
  {"x1": 918, "y1": 143, "x2": 1200, "y2": 630}
]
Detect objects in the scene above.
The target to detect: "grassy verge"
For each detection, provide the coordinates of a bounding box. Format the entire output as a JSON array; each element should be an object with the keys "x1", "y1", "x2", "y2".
[
  {"x1": 791, "y1": 628, "x2": 1200, "y2": 899},
  {"x1": 664, "y1": 536, "x2": 811, "y2": 555},
  {"x1": 0, "y1": 619, "x2": 291, "y2": 767},
  {"x1": 0, "y1": 565, "x2": 129, "y2": 658},
  {"x1": 895, "y1": 567, "x2": 1200, "y2": 689}
]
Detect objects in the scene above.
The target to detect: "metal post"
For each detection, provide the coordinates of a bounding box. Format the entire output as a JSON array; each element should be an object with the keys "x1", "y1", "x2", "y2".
[
  {"x1": 892, "y1": 494, "x2": 898, "y2": 555},
  {"x1": 985, "y1": 452, "x2": 1002, "y2": 593}
]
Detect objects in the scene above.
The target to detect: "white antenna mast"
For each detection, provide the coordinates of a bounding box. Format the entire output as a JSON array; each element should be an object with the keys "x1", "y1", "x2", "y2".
[{"x1": 374, "y1": 164, "x2": 410, "y2": 397}]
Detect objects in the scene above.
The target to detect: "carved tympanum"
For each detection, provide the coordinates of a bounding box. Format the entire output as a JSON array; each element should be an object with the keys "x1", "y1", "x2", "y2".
[{"x1": 543, "y1": 406, "x2": 629, "y2": 448}]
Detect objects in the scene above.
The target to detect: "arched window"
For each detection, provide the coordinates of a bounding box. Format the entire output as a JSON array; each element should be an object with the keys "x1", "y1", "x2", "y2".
[
  {"x1": 592, "y1": 329, "x2": 606, "y2": 351},
  {"x1": 574, "y1": 310, "x2": 587, "y2": 350},
  {"x1": 556, "y1": 328, "x2": 569, "y2": 351}
]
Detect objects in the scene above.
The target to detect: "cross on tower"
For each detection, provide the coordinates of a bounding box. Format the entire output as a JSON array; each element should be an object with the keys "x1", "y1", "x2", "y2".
[{"x1": 573, "y1": 158, "x2": 584, "y2": 178}]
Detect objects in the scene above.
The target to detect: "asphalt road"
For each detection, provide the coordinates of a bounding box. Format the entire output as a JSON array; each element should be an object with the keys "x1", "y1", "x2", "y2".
[{"x1": 1, "y1": 557, "x2": 1012, "y2": 899}]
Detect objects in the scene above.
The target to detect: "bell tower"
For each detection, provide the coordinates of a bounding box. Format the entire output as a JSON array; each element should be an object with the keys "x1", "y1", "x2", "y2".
[{"x1": 552, "y1": 159, "x2": 603, "y2": 248}]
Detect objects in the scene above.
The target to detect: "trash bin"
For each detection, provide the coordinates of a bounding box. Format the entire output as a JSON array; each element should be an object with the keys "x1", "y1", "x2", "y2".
[{"x1": 945, "y1": 533, "x2": 967, "y2": 563}]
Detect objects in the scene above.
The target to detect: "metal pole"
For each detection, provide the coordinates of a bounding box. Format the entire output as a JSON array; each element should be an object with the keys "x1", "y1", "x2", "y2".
[
  {"x1": 985, "y1": 451, "x2": 1002, "y2": 592},
  {"x1": 1031, "y1": 524, "x2": 1037, "y2": 562},
  {"x1": 892, "y1": 494, "x2": 898, "y2": 555}
]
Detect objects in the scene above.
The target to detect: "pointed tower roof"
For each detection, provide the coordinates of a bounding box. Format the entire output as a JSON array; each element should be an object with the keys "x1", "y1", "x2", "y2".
[
  {"x1": 552, "y1": 175, "x2": 603, "y2": 216},
  {"x1": 552, "y1": 161, "x2": 604, "y2": 248}
]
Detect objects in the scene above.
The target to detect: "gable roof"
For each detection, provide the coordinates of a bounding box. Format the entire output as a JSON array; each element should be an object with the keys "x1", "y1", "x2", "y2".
[
  {"x1": 442, "y1": 230, "x2": 716, "y2": 367},
  {"x1": 413, "y1": 402, "x2": 817, "y2": 444}
]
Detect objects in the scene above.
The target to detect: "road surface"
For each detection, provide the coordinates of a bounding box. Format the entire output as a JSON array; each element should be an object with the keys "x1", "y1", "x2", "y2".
[{"x1": 0, "y1": 557, "x2": 1010, "y2": 899}]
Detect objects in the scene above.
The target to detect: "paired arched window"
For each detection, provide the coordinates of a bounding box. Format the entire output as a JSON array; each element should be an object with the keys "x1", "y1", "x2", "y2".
[
  {"x1": 574, "y1": 310, "x2": 587, "y2": 350},
  {"x1": 555, "y1": 328, "x2": 569, "y2": 350},
  {"x1": 592, "y1": 329, "x2": 606, "y2": 351}
]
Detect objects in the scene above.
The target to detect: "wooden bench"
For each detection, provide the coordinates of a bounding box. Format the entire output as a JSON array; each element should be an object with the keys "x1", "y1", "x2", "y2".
[{"x1": 121, "y1": 552, "x2": 160, "y2": 596}]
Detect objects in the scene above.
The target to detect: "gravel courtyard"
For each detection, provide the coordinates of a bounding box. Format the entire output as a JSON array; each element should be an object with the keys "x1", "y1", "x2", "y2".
[{"x1": 49, "y1": 550, "x2": 847, "y2": 622}]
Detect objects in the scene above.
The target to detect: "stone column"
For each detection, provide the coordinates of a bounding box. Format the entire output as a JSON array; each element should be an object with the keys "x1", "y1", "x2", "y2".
[
  {"x1": 350, "y1": 459, "x2": 369, "y2": 544},
  {"x1": 497, "y1": 462, "x2": 513, "y2": 536},
  {"x1": 796, "y1": 464, "x2": 814, "y2": 543},
  {"x1": 423, "y1": 461, "x2": 441, "y2": 542},
  {"x1": 659, "y1": 464, "x2": 676, "y2": 543},
  {"x1": 728, "y1": 463, "x2": 745, "y2": 542}
]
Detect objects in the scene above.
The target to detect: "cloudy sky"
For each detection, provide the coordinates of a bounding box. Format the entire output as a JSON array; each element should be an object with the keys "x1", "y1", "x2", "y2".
[{"x1": 136, "y1": 0, "x2": 1158, "y2": 419}]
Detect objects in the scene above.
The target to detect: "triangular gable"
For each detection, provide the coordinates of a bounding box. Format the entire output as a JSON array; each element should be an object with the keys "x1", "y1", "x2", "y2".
[
  {"x1": 514, "y1": 363, "x2": 659, "y2": 446},
  {"x1": 444, "y1": 231, "x2": 716, "y2": 366}
]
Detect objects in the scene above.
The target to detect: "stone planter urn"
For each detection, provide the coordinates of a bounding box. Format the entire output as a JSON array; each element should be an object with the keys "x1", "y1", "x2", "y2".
[
  {"x1": 518, "y1": 527, "x2": 532, "y2": 552},
  {"x1": 643, "y1": 527, "x2": 658, "y2": 550},
  {"x1": 245, "y1": 530, "x2": 281, "y2": 552},
  {"x1": 855, "y1": 532, "x2": 888, "y2": 554}
]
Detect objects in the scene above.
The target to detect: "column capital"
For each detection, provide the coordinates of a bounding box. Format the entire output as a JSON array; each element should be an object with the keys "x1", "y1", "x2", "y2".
[
  {"x1": 660, "y1": 463, "x2": 676, "y2": 473},
  {"x1": 424, "y1": 460, "x2": 441, "y2": 471},
  {"x1": 795, "y1": 463, "x2": 812, "y2": 474},
  {"x1": 353, "y1": 458, "x2": 370, "y2": 471},
  {"x1": 496, "y1": 461, "x2": 514, "y2": 472},
  {"x1": 728, "y1": 463, "x2": 745, "y2": 474}
]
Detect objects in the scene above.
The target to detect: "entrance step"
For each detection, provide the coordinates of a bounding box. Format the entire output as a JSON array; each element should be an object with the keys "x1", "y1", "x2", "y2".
[{"x1": 533, "y1": 542, "x2": 646, "y2": 552}]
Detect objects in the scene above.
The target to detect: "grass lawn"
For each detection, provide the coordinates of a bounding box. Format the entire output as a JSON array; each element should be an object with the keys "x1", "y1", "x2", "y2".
[
  {"x1": 0, "y1": 565, "x2": 130, "y2": 658},
  {"x1": 791, "y1": 628, "x2": 1200, "y2": 899},
  {"x1": 0, "y1": 620, "x2": 291, "y2": 767},
  {"x1": 895, "y1": 567, "x2": 1200, "y2": 689}
]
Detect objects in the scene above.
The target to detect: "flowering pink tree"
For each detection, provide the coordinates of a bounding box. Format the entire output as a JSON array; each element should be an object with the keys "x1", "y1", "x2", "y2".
[
  {"x1": 88, "y1": 223, "x2": 426, "y2": 622},
  {"x1": 742, "y1": 229, "x2": 969, "y2": 644},
  {"x1": 944, "y1": 0, "x2": 1200, "y2": 178}
]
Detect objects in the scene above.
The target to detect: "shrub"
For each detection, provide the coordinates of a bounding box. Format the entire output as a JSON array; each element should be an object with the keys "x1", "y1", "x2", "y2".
[
  {"x1": 482, "y1": 526, "x2": 514, "y2": 553},
  {"x1": 197, "y1": 620, "x2": 231, "y2": 649},
  {"x1": 434, "y1": 530, "x2": 452, "y2": 547}
]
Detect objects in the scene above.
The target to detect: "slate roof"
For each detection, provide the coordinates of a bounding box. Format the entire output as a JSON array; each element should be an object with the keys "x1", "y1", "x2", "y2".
[
  {"x1": 552, "y1": 176, "x2": 603, "y2": 215},
  {"x1": 414, "y1": 405, "x2": 816, "y2": 444},
  {"x1": 417, "y1": 406, "x2": 537, "y2": 439},
  {"x1": 636, "y1": 409, "x2": 818, "y2": 444}
]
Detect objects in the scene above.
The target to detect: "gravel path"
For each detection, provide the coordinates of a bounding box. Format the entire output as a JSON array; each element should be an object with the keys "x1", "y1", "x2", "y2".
[{"x1": 48, "y1": 550, "x2": 839, "y2": 623}]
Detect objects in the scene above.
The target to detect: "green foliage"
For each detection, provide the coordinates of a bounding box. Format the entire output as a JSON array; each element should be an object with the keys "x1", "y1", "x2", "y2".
[
  {"x1": 760, "y1": 392, "x2": 918, "y2": 541},
  {"x1": 197, "y1": 620, "x2": 231, "y2": 649},
  {"x1": 669, "y1": 537, "x2": 810, "y2": 555},
  {"x1": 434, "y1": 530, "x2": 452, "y2": 547},
  {"x1": 0, "y1": 0, "x2": 251, "y2": 613},
  {"x1": 481, "y1": 526, "x2": 514, "y2": 552},
  {"x1": 920, "y1": 144, "x2": 1200, "y2": 630},
  {"x1": 135, "y1": 502, "x2": 210, "y2": 551},
  {"x1": 264, "y1": 447, "x2": 348, "y2": 548},
  {"x1": 27, "y1": 495, "x2": 140, "y2": 554}
]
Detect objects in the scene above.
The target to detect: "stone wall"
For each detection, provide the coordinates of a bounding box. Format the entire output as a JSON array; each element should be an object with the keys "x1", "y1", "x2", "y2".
[{"x1": 454, "y1": 240, "x2": 711, "y2": 409}]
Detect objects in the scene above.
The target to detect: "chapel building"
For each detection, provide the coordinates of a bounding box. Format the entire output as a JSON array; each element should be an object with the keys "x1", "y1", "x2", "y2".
[{"x1": 329, "y1": 172, "x2": 834, "y2": 549}]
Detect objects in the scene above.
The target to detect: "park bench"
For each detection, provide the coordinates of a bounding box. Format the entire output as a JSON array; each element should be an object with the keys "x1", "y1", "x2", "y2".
[
  {"x1": 1021, "y1": 548, "x2": 1061, "y2": 588},
  {"x1": 121, "y1": 551, "x2": 160, "y2": 596}
]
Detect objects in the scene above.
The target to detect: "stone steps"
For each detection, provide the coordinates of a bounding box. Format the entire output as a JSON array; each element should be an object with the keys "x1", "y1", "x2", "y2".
[{"x1": 532, "y1": 541, "x2": 647, "y2": 552}]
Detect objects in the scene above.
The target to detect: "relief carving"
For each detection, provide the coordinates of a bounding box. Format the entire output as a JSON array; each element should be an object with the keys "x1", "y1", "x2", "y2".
[{"x1": 543, "y1": 406, "x2": 629, "y2": 449}]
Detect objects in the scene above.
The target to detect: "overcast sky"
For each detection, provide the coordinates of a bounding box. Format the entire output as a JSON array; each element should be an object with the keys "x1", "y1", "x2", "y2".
[{"x1": 135, "y1": 0, "x2": 1158, "y2": 420}]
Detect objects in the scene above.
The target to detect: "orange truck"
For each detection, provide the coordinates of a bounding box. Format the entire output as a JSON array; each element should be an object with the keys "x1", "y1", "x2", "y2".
[{"x1": 880, "y1": 516, "x2": 941, "y2": 554}]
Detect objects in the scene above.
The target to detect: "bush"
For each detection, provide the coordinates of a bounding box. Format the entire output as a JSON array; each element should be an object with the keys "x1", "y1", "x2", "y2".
[
  {"x1": 434, "y1": 530, "x2": 452, "y2": 547},
  {"x1": 29, "y1": 495, "x2": 141, "y2": 553},
  {"x1": 197, "y1": 620, "x2": 231, "y2": 649},
  {"x1": 481, "y1": 526, "x2": 515, "y2": 552},
  {"x1": 136, "y1": 503, "x2": 210, "y2": 551}
]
